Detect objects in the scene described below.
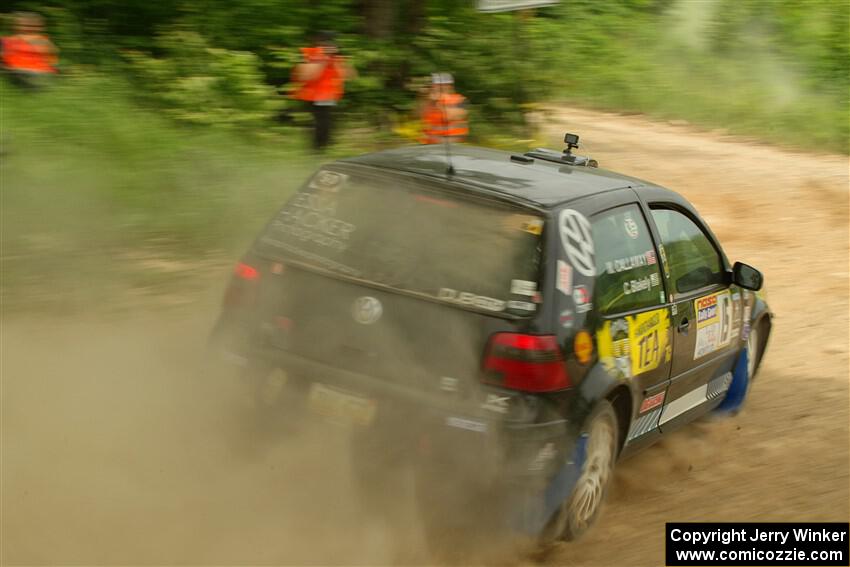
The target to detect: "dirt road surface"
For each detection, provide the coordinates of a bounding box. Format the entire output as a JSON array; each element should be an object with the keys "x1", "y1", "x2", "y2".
[{"x1": 3, "y1": 108, "x2": 848, "y2": 565}]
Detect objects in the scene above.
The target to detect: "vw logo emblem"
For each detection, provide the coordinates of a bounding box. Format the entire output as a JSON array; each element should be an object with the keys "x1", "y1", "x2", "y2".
[{"x1": 352, "y1": 296, "x2": 382, "y2": 325}]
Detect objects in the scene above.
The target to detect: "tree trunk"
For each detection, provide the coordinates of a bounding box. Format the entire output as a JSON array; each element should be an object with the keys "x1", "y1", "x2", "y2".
[{"x1": 362, "y1": 0, "x2": 396, "y2": 39}]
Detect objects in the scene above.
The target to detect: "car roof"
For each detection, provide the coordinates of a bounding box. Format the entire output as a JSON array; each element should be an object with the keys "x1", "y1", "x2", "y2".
[{"x1": 339, "y1": 144, "x2": 654, "y2": 208}]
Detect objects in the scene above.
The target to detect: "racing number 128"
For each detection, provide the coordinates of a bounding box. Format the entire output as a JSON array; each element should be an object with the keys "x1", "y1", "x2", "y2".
[{"x1": 637, "y1": 330, "x2": 660, "y2": 371}]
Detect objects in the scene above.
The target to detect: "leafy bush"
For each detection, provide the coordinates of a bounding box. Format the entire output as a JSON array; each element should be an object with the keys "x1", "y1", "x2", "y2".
[{"x1": 124, "y1": 27, "x2": 282, "y2": 128}]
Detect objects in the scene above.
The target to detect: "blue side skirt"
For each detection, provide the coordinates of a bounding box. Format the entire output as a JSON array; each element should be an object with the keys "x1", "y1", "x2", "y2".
[{"x1": 715, "y1": 348, "x2": 750, "y2": 413}]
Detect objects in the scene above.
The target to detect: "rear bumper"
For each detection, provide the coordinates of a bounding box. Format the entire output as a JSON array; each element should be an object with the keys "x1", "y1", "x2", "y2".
[{"x1": 212, "y1": 334, "x2": 585, "y2": 536}]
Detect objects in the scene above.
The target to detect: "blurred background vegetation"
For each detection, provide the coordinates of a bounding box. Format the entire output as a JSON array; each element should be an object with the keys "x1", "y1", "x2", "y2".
[
  {"x1": 5, "y1": 0, "x2": 848, "y2": 146},
  {"x1": 2, "y1": 0, "x2": 848, "y2": 311}
]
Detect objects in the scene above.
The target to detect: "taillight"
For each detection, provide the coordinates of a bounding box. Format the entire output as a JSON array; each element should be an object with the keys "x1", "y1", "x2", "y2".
[
  {"x1": 224, "y1": 262, "x2": 261, "y2": 307},
  {"x1": 235, "y1": 262, "x2": 260, "y2": 280},
  {"x1": 482, "y1": 333, "x2": 571, "y2": 392}
]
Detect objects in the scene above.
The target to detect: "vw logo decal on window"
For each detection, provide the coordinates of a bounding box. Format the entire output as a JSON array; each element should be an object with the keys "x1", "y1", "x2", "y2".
[{"x1": 352, "y1": 296, "x2": 382, "y2": 325}]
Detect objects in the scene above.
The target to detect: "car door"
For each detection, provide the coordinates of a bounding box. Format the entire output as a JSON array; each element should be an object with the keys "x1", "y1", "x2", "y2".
[
  {"x1": 648, "y1": 205, "x2": 741, "y2": 432},
  {"x1": 589, "y1": 203, "x2": 672, "y2": 448}
]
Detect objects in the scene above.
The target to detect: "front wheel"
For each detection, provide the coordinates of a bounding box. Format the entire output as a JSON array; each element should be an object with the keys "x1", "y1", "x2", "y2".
[{"x1": 542, "y1": 400, "x2": 619, "y2": 543}]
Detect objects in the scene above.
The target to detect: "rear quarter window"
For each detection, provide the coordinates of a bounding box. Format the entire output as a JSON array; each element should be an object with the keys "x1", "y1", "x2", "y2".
[{"x1": 591, "y1": 204, "x2": 665, "y2": 314}]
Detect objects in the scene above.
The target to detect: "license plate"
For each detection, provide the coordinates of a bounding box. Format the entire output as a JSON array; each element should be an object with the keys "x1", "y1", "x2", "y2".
[{"x1": 308, "y1": 383, "x2": 377, "y2": 426}]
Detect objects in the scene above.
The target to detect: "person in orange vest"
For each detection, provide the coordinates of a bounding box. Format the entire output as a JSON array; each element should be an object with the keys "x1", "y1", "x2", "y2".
[
  {"x1": 291, "y1": 32, "x2": 356, "y2": 151},
  {"x1": 1, "y1": 12, "x2": 58, "y2": 87},
  {"x1": 420, "y1": 73, "x2": 468, "y2": 145}
]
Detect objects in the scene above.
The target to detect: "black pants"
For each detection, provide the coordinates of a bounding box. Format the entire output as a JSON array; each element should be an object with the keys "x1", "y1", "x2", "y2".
[{"x1": 310, "y1": 104, "x2": 333, "y2": 150}]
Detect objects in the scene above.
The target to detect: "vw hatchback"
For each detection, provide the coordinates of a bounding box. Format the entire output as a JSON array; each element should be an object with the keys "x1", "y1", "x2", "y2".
[{"x1": 210, "y1": 138, "x2": 772, "y2": 547}]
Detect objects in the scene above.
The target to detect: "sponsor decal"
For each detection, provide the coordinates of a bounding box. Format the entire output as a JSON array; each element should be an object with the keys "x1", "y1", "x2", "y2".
[
  {"x1": 718, "y1": 292, "x2": 733, "y2": 345},
  {"x1": 510, "y1": 279, "x2": 537, "y2": 296},
  {"x1": 505, "y1": 214, "x2": 544, "y2": 235},
  {"x1": 574, "y1": 330, "x2": 594, "y2": 364},
  {"x1": 742, "y1": 304, "x2": 753, "y2": 341},
  {"x1": 624, "y1": 213, "x2": 640, "y2": 239},
  {"x1": 272, "y1": 190, "x2": 357, "y2": 251},
  {"x1": 730, "y1": 292, "x2": 743, "y2": 340},
  {"x1": 308, "y1": 170, "x2": 348, "y2": 191},
  {"x1": 650, "y1": 272, "x2": 661, "y2": 287},
  {"x1": 507, "y1": 300, "x2": 536, "y2": 312},
  {"x1": 528, "y1": 442, "x2": 557, "y2": 472},
  {"x1": 706, "y1": 371, "x2": 733, "y2": 399},
  {"x1": 694, "y1": 290, "x2": 733, "y2": 358},
  {"x1": 646, "y1": 250, "x2": 657, "y2": 265},
  {"x1": 558, "y1": 209, "x2": 596, "y2": 277},
  {"x1": 521, "y1": 218, "x2": 544, "y2": 235},
  {"x1": 658, "y1": 244, "x2": 671, "y2": 279},
  {"x1": 659, "y1": 371, "x2": 733, "y2": 424},
  {"x1": 481, "y1": 393, "x2": 510, "y2": 414},
  {"x1": 559, "y1": 309, "x2": 574, "y2": 329},
  {"x1": 632, "y1": 310, "x2": 667, "y2": 375},
  {"x1": 671, "y1": 303, "x2": 678, "y2": 316},
  {"x1": 639, "y1": 391, "x2": 666, "y2": 414},
  {"x1": 609, "y1": 318, "x2": 632, "y2": 378},
  {"x1": 597, "y1": 307, "x2": 671, "y2": 379},
  {"x1": 573, "y1": 285, "x2": 592, "y2": 313},
  {"x1": 439, "y1": 376, "x2": 459, "y2": 392},
  {"x1": 438, "y1": 288, "x2": 506, "y2": 312},
  {"x1": 352, "y1": 296, "x2": 382, "y2": 325},
  {"x1": 445, "y1": 416, "x2": 488, "y2": 433},
  {"x1": 556, "y1": 259, "x2": 573, "y2": 296},
  {"x1": 627, "y1": 406, "x2": 662, "y2": 441}
]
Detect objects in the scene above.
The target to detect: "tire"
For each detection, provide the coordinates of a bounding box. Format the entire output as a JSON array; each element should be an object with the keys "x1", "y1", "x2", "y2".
[
  {"x1": 716, "y1": 325, "x2": 760, "y2": 414},
  {"x1": 541, "y1": 399, "x2": 619, "y2": 543},
  {"x1": 746, "y1": 326, "x2": 760, "y2": 381}
]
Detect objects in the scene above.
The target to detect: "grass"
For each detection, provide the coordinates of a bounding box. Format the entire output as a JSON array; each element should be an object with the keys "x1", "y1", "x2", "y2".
[
  {"x1": 1, "y1": 72, "x2": 327, "y2": 312},
  {"x1": 2, "y1": 57, "x2": 846, "y2": 313},
  {"x1": 560, "y1": 50, "x2": 849, "y2": 154}
]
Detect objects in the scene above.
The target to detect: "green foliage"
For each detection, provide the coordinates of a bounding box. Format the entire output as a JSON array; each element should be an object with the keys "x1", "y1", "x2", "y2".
[
  {"x1": 124, "y1": 27, "x2": 283, "y2": 128},
  {"x1": 1, "y1": 74, "x2": 321, "y2": 311},
  {"x1": 4, "y1": 0, "x2": 849, "y2": 151}
]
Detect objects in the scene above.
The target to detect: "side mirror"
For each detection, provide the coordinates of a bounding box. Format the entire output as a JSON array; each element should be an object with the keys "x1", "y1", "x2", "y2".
[{"x1": 732, "y1": 262, "x2": 763, "y2": 291}]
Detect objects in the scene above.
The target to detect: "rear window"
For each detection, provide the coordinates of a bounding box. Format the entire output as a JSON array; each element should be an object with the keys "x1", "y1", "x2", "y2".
[{"x1": 255, "y1": 168, "x2": 544, "y2": 314}]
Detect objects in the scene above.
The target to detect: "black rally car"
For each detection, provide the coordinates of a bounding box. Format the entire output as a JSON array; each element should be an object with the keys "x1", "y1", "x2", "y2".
[{"x1": 210, "y1": 137, "x2": 772, "y2": 545}]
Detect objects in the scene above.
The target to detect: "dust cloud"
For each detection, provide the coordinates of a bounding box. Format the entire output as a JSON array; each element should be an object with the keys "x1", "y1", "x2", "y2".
[
  {"x1": 3, "y1": 106, "x2": 849, "y2": 566},
  {"x1": 2, "y1": 307, "x2": 427, "y2": 565}
]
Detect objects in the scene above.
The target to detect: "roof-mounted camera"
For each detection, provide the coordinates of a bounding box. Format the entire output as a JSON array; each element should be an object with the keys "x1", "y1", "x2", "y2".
[
  {"x1": 524, "y1": 132, "x2": 598, "y2": 168},
  {"x1": 564, "y1": 132, "x2": 580, "y2": 155}
]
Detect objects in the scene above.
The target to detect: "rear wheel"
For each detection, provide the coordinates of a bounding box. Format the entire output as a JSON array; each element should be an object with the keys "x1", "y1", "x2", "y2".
[{"x1": 542, "y1": 400, "x2": 618, "y2": 543}]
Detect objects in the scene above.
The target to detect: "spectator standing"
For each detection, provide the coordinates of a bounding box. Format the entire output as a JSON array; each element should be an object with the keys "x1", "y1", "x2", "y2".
[
  {"x1": 420, "y1": 73, "x2": 468, "y2": 144},
  {"x1": 1, "y1": 12, "x2": 58, "y2": 88},
  {"x1": 291, "y1": 32, "x2": 355, "y2": 151}
]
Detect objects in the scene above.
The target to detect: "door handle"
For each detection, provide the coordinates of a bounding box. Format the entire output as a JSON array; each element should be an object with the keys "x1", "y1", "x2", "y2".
[{"x1": 677, "y1": 318, "x2": 690, "y2": 334}]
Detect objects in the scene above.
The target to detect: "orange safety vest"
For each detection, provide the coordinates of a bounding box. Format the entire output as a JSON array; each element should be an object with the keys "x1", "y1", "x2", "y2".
[
  {"x1": 421, "y1": 93, "x2": 468, "y2": 144},
  {"x1": 1, "y1": 34, "x2": 57, "y2": 73},
  {"x1": 292, "y1": 47, "x2": 345, "y2": 102}
]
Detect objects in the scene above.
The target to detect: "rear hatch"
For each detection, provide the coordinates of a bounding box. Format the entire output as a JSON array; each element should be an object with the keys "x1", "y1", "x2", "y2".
[{"x1": 246, "y1": 165, "x2": 546, "y2": 399}]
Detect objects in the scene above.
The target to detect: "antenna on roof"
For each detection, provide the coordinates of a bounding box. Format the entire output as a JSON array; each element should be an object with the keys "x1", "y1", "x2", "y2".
[
  {"x1": 443, "y1": 128, "x2": 455, "y2": 176},
  {"x1": 431, "y1": 72, "x2": 455, "y2": 177}
]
